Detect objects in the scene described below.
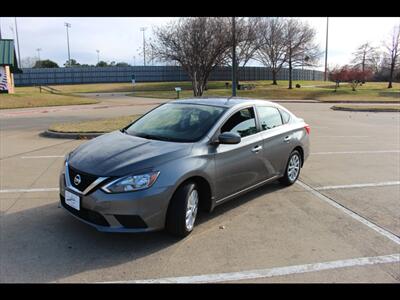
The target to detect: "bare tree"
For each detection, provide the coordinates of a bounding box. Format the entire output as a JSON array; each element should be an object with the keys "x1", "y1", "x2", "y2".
[
  {"x1": 221, "y1": 17, "x2": 260, "y2": 87},
  {"x1": 283, "y1": 18, "x2": 321, "y2": 89},
  {"x1": 255, "y1": 17, "x2": 287, "y2": 85},
  {"x1": 351, "y1": 42, "x2": 381, "y2": 76},
  {"x1": 152, "y1": 17, "x2": 231, "y2": 96},
  {"x1": 20, "y1": 56, "x2": 38, "y2": 68},
  {"x1": 382, "y1": 25, "x2": 400, "y2": 88}
]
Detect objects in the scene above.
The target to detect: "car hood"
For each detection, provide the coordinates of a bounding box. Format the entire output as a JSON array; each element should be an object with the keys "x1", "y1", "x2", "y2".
[{"x1": 68, "y1": 131, "x2": 192, "y2": 177}]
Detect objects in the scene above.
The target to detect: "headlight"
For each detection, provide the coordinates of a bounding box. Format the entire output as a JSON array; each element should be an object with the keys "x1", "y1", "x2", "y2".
[{"x1": 101, "y1": 171, "x2": 160, "y2": 193}]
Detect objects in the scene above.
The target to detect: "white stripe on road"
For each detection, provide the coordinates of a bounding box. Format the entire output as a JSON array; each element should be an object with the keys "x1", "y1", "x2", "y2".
[
  {"x1": 0, "y1": 188, "x2": 58, "y2": 193},
  {"x1": 315, "y1": 181, "x2": 400, "y2": 191},
  {"x1": 316, "y1": 136, "x2": 369, "y2": 138},
  {"x1": 21, "y1": 155, "x2": 64, "y2": 159},
  {"x1": 101, "y1": 253, "x2": 400, "y2": 283},
  {"x1": 311, "y1": 150, "x2": 400, "y2": 155},
  {"x1": 296, "y1": 180, "x2": 400, "y2": 245}
]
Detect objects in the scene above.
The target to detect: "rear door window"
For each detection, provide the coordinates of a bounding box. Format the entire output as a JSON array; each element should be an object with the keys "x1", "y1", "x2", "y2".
[{"x1": 257, "y1": 106, "x2": 283, "y2": 131}]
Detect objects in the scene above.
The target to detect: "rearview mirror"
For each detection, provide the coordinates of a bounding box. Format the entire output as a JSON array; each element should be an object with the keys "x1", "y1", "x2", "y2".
[{"x1": 217, "y1": 132, "x2": 241, "y2": 144}]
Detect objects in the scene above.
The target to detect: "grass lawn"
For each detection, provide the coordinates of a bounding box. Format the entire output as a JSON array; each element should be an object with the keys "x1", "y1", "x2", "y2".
[
  {"x1": 331, "y1": 104, "x2": 400, "y2": 112},
  {"x1": 0, "y1": 90, "x2": 99, "y2": 109},
  {"x1": 128, "y1": 81, "x2": 400, "y2": 102},
  {"x1": 49, "y1": 115, "x2": 141, "y2": 133}
]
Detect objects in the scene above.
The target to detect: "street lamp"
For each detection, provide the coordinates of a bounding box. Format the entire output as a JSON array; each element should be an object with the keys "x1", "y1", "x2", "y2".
[
  {"x1": 140, "y1": 27, "x2": 147, "y2": 66},
  {"x1": 36, "y1": 48, "x2": 42, "y2": 62},
  {"x1": 65, "y1": 22, "x2": 71, "y2": 67},
  {"x1": 14, "y1": 18, "x2": 22, "y2": 67},
  {"x1": 133, "y1": 55, "x2": 136, "y2": 66},
  {"x1": 324, "y1": 17, "x2": 329, "y2": 81},
  {"x1": 231, "y1": 17, "x2": 237, "y2": 97},
  {"x1": 96, "y1": 50, "x2": 100, "y2": 64}
]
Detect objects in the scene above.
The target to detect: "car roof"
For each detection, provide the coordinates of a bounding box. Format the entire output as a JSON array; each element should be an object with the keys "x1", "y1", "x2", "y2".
[{"x1": 171, "y1": 97, "x2": 279, "y2": 109}]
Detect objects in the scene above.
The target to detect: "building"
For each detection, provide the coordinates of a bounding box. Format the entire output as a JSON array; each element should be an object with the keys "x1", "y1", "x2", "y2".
[{"x1": 0, "y1": 39, "x2": 19, "y2": 94}]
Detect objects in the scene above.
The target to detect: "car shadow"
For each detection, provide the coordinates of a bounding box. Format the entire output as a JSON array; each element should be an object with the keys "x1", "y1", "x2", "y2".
[{"x1": 1, "y1": 181, "x2": 289, "y2": 283}]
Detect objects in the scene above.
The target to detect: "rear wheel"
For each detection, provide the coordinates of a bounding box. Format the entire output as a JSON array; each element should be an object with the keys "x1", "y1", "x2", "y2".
[
  {"x1": 279, "y1": 150, "x2": 302, "y2": 186},
  {"x1": 166, "y1": 182, "x2": 199, "y2": 238}
]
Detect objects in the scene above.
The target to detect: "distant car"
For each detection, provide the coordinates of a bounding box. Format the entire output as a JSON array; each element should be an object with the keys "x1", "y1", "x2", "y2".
[{"x1": 60, "y1": 98, "x2": 310, "y2": 237}]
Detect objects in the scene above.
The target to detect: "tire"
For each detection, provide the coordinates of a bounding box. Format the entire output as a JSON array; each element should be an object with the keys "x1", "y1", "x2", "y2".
[
  {"x1": 166, "y1": 182, "x2": 199, "y2": 238},
  {"x1": 279, "y1": 150, "x2": 302, "y2": 186}
]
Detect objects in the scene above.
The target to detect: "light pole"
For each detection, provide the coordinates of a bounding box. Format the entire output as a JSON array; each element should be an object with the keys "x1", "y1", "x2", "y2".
[
  {"x1": 14, "y1": 17, "x2": 21, "y2": 67},
  {"x1": 65, "y1": 22, "x2": 71, "y2": 67},
  {"x1": 36, "y1": 48, "x2": 42, "y2": 62},
  {"x1": 96, "y1": 50, "x2": 100, "y2": 64},
  {"x1": 232, "y1": 17, "x2": 237, "y2": 97},
  {"x1": 324, "y1": 17, "x2": 329, "y2": 81},
  {"x1": 140, "y1": 27, "x2": 147, "y2": 66},
  {"x1": 133, "y1": 55, "x2": 136, "y2": 66}
]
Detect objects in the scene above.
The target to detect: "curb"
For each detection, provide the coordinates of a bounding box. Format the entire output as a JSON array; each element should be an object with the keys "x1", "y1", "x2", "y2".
[
  {"x1": 331, "y1": 106, "x2": 400, "y2": 113},
  {"x1": 40, "y1": 130, "x2": 104, "y2": 139}
]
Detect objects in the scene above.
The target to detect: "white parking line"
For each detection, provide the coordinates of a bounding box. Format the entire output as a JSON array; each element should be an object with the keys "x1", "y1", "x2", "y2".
[
  {"x1": 296, "y1": 181, "x2": 400, "y2": 245},
  {"x1": 311, "y1": 150, "x2": 400, "y2": 155},
  {"x1": 20, "y1": 155, "x2": 64, "y2": 159},
  {"x1": 0, "y1": 188, "x2": 58, "y2": 193},
  {"x1": 315, "y1": 181, "x2": 400, "y2": 191},
  {"x1": 101, "y1": 253, "x2": 400, "y2": 283},
  {"x1": 316, "y1": 136, "x2": 369, "y2": 138}
]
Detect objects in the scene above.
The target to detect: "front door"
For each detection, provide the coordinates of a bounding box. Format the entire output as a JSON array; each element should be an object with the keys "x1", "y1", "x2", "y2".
[{"x1": 213, "y1": 107, "x2": 269, "y2": 200}]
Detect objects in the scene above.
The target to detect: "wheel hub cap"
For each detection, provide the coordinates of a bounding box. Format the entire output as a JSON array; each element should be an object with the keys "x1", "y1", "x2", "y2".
[{"x1": 185, "y1": 189, "x2": 199, "y2": 231}]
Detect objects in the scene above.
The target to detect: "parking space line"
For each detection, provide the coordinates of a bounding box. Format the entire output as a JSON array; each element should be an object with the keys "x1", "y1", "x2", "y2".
[
  {"x1": 101, "y1": 253, "x2": 400, "y2": 283},
  {"x1": 296, "y1": 181, "x2": 400, "y2": 245},
  {"x1": 315, "y1": 181, "x2": 400, "y2": 191},
  {"x1": 20, "y1": 155, "x2": 64, "y2": 159},
  {"x1": 311, "y1": 150, "x2": 400, "y2": 155},
  {"x1": 316, "y1": 136, "x2": 369, "y2": 138},
  {"x1": 0, "y1": 188, "x2": 58, "y2": 193}
]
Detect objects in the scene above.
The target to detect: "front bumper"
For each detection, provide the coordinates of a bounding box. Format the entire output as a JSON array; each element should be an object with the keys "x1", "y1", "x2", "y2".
[{"x1": 59, "y1": 174, "x2": 174, "y2": 232}]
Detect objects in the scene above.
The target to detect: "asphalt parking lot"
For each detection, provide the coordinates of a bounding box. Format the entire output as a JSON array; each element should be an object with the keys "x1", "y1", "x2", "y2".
[{"x1": 0, "y1": 95, "x2": 399, "y2": 283}]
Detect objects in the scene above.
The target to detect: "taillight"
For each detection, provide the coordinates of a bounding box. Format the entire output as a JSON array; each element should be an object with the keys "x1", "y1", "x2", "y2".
[{"x1": 304, "y1": 124, "x2": 311, "y2": 135}]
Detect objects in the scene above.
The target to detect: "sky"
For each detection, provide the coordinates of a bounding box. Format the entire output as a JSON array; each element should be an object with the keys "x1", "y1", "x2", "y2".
[{"x1": 0, "y1": 17, "x2": 399, "y2": 70}]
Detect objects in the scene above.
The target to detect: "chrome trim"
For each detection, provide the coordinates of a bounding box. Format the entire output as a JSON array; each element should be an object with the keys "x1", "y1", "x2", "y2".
[
  {"x1": 65, "y1": 161, "x2": 108, "y2": 195},
  {"x1": 216, "y1": 175, "x2": 279, "y2": 204}
]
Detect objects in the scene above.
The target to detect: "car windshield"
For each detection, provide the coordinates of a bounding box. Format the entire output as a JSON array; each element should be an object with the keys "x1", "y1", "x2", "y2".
[{"x1": 124, "y1": 103, "x2": 226, "y2": 143}]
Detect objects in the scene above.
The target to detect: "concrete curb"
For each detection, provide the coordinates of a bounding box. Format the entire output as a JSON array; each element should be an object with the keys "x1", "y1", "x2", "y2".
[
  {"x1": 40, "y1": 130, "x2": 104, "y2": 139},
  {"x1": 331, "y1": 106, "x2": 400, "y2": 113}
]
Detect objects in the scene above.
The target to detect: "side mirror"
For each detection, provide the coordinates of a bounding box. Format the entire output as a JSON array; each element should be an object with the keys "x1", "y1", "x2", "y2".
[{"x1": 217, "y1": 132, "x2": 241, "y2": 144}]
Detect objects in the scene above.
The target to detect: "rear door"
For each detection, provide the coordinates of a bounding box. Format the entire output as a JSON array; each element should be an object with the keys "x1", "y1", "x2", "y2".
[{"x1": 256, "y1": 106, "x2": 294, "y2": 177}]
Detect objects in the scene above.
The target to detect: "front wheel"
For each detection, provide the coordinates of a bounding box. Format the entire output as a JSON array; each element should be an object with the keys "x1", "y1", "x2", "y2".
[
  {"x1": 279, "y1": 150, "x2": 302, "y2": 186},
  {"x1": 166, "y1": 182, "x2": 199, "y2": 238}
]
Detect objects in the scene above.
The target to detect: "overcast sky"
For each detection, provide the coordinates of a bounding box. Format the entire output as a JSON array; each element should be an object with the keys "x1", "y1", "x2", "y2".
[{"x1": 0, "y1": 17, "x2": 399, "y2": 70}]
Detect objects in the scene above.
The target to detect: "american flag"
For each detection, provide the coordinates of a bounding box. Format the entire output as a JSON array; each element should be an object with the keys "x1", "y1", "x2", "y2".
[{"x1": 0, "y1": 67, "x2": 8, "y2": 91}]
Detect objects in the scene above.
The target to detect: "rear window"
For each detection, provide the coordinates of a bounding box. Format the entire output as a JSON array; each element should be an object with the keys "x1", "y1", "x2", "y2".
[{"x1": 279, "y1": 109, "x2": 291, "y2": 124}]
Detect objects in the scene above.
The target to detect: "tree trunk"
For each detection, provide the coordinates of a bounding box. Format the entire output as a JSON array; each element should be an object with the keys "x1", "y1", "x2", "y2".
[
  {"x1": 388, "y1": 62, "x2": 394, "y2": 88},
  {"x1": 288, "y1": 58, "x2": 293, "y2": 89},
  {"x1": 272, "y1": 70, "x2": 278, "y2": 85}
]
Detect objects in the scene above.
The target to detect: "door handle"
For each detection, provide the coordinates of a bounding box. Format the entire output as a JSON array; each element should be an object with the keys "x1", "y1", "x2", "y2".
[
  {"x1": 284, "y1": 136, "x2": 291, "y2": 143},
  {"x1": 251, "y1": 145, "x2": 263, "y2": 153}
]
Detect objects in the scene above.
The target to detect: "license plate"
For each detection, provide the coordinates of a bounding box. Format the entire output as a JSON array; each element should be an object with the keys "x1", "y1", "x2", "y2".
[{"x1": 65, "y1": 190, "x2": 80, "y2": 211}]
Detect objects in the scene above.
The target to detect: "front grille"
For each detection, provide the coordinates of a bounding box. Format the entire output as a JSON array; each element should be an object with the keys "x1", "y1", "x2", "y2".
[
  {"x1": 114, "y1": 215, "x2": 148, "y2": 229},
  {"x1": 68, "y1": 165, "x2": 99, "y2": 192},
  {"x1": 60, "y1": 195, "x2": 109, "y2": 227}
]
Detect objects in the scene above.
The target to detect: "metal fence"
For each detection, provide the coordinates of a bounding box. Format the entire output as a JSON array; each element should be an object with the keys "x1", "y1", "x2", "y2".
[{"x1": 14, "y1": 66, "x2": 324, "y2": 86}]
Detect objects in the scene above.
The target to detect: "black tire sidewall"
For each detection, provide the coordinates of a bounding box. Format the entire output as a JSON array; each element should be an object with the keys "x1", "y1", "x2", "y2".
[{"x1": 166, "y1": 182, "x2": 198, "y2": 237}]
